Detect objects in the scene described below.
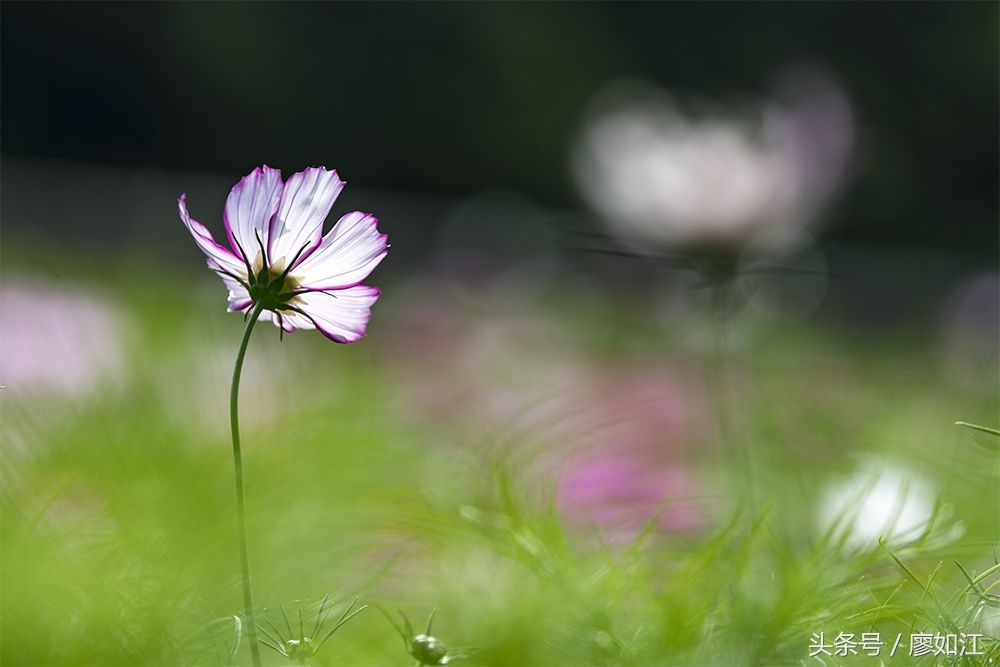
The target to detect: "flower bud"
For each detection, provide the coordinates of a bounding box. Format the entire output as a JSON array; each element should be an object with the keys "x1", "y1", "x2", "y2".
[{"x1": 411, "y1": 633, "x2": 451, "y2": 665}]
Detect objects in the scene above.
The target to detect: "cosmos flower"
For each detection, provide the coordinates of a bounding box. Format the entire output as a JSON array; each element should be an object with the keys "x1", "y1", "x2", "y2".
[
  {"x1": 179, "y1": 166, "x2": 388, "y2": 343},
  {"x1": 573, "y1": 70, "x2": 853, "y2": 254}
]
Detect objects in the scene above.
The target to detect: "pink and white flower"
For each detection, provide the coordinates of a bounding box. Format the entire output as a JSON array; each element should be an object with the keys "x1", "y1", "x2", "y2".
[
  {"x1": 179, "y1": 165, "x2": 388, "y2": 343},
  {"x1": 573, "y1": 70, "x2": 853, "y2": 253}
]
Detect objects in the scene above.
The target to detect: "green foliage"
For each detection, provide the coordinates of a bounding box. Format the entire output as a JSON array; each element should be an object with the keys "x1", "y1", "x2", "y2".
[{"x1": 1, "y1": 271, "x2": 997, "y2": 666}]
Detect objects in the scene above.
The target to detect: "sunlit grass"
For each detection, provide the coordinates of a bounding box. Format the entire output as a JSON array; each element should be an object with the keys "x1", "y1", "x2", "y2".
[{"x1": 1, "y1": 260, "x2": 997, "y2": 666}]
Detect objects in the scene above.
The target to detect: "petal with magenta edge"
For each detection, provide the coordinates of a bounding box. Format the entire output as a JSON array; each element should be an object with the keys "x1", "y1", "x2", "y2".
[
  {"x1": 295, "y1": 212, "x2": 388, "y2": 290},
  {"x1": 269, "y1": 167, "x2": 345, "y2": 264},
  {"x1": 293, "y1": 285, "x2": 381, "y2": 343},
  {"x1": 223, "y1": 166, "x2": 283, "y2": 264}
]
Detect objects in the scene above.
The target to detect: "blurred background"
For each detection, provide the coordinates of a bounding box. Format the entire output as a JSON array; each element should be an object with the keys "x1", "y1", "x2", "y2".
[
  {"x1": 3, "y1": 3, "x2": 997, "y2": 306},
  {"x1": 2, "y1": 3, "x2": 998, "y2": 666}
]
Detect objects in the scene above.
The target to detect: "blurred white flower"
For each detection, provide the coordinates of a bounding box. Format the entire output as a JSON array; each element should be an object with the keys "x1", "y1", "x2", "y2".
[
  {"x1": 0, "y1": 277, "x2": 128, "y2": 398},
  {"x1": 818, "y1": 457, "x2": 936, "y2": 550},
  {"x1": 573, "y1": 69, "x2": 853, "y2": 253}
]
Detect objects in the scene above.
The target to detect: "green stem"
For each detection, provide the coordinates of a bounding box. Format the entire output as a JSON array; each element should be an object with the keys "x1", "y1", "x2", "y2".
[
  {"x1": 707, "y1": 281, "x2": 756, "y2": 511},
  {"x1": 231, "y1": 302, "x2": 265, "y2": 667}
]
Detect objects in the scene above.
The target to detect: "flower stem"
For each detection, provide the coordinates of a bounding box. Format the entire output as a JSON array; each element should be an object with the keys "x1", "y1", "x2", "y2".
[
  {"x1": 231, "y1": 302, "x2": 265, "y2": 667},
  {"x1": 707, "y1": 281, "x2": 756, "y2": 511}
]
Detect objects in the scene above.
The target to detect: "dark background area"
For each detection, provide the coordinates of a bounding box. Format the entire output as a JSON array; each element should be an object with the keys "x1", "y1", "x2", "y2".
[
  {"x1": 0, "y1": 0, "x2": 996, "y2": 345},
  {"x1": 3, "y1": 1, "x2": 998, "y2": 260}
]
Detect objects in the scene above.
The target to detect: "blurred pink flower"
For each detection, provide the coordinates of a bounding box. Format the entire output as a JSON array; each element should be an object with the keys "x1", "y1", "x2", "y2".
[
  {"x1": 385, "y1": 287, "x2": 704, "y2": 538},
  {"x1": 552, "y1": 369, "x2": 703, "y2": 540},
  {"x1": 558, "y1": 455, "x2": 701, "y2": 539},
  {"x1": 0, "y1": 278, "x2": 127, "y2": 397},
  {"x1": 180, "y1": 165, "x2": 388, "y2": 343}
]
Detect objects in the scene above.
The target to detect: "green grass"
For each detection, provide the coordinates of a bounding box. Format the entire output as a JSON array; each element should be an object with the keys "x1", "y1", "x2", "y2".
[{"x1": 1, "y1": 261, "x2": 997, "y2": 666}]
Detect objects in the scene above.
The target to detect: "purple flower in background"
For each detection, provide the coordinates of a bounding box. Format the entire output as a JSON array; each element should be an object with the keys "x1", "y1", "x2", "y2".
[
  {"x1": 179, "y1": 166, "x2": 388, "y2": 343},
  {"x1": 550, "y1": 369, "x2": 703, "y2": 541},
  {"x1": 559, "y1": 455, "x2": 701, "y2": 542}
]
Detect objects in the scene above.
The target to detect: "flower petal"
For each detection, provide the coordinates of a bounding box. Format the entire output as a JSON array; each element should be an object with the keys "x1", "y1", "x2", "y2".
[
  {"x1": 223, "y1": 166, "x2": 283, "y2": 264},
  {"x1": 260, "y1": 308, "x2": 310, "y2": 333},
  {"x1": 178, "y1": 194, "x2": 245, "y2": 277},
  {"x1": 292, "y1": 285, "x2": 381, "y2": 343},
  {"x1": 219, "y1": 272, "x2": 253, "y2": 313},
  {"x1": 294, "y1": 212, "x2": 388, "y2": 289},
  {"x1": 268, "y1": 167, "x2": 345, "y2": 264}
]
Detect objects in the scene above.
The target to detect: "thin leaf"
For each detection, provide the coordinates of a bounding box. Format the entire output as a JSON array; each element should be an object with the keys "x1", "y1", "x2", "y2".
[
  {"x1": 317, "y1": 602, "x2": 369, "y2": 650},
  {"x1": 312, "y1": 593, "x2": 331, "y2": 639},
  {"x1": 279, "y1": 602, "x2": 294, "y2": 638},
  {"x1": 255, "y1": 622, "x2": 283, "y2": 649},
  {"x1": 955, "y1": 421, "x2": 1000, "y2": 437},
  {"x1": 376, "y1": 605, "x2": 410, "y2": 648},
  {"x1": 228, "y1": 615, "x2": 241, "y2": 664}
]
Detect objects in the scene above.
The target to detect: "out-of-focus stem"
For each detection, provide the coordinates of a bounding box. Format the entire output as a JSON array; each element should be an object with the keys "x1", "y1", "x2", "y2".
[
  {"x1": 707, "y1": 281, "x2": 756, "y2": 510},
  {"x1": 231, "y1": 301, "x2": 265, "y2": 667}
]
